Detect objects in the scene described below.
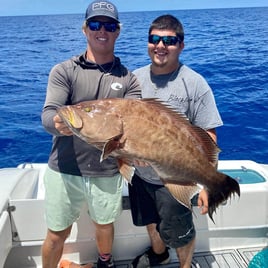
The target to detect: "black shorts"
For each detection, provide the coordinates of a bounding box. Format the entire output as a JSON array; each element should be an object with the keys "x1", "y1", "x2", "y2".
[{"x1": 128, "y1": 174, "x2": 196, "y2": 248}]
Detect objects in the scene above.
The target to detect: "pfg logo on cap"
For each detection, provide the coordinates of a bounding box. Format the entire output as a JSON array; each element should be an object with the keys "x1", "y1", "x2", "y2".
[
  {"x1": 92, "y1": 2, "x2": 115, "y2": 13},
  {"x1": 85, "y1": 0, "x2": 119, "y2": 22}
]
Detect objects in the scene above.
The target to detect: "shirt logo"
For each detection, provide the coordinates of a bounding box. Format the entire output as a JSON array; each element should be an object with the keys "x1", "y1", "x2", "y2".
[{"x1": 111, "y1": 82, "x2": 123, "y2": 91}]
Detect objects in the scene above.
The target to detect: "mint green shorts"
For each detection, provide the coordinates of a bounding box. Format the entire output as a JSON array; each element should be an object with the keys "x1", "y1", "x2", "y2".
[{"x1": 43, "y1": 167, "x2": 123, "y2": 231}]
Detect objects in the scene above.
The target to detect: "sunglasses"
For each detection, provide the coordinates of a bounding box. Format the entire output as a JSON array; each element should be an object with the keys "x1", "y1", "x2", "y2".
[
  {"x1": 87, "y1": 20, "x2": 118, "y2": 32},
  {"x1": 148, "y1": 35, "x2": 181, "y2": 46}
]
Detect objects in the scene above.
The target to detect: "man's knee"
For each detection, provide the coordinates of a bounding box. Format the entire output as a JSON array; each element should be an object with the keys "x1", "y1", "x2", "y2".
[
  {"x1": 157, "y1": 215, "x2": 196, "y2": 248},
  {"x1": 93, "y1": 221, "x2": 114, "y2": 232},
  {"x1": 45, "y1": 226, "x2": 72, "y2": 248}
]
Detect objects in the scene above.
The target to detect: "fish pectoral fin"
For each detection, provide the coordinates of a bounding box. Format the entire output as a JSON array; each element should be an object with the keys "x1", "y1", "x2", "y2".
[
  {"x1": 100, "y1": 134, "x2": 123, "y2": 162},
  {"x1": 163, "y1": 181, "x2": 200, "y2": 210},
  {"x1": 117, "y1": 158, "x2": 135, "y2": 184}
]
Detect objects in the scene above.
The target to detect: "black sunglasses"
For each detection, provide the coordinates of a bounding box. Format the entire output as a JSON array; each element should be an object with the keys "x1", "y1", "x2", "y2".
[
  {"x1": 148, "y1": 35, "x2": 181, "y2": 46},
  {"x1": 87, "y1": 21, "x2": 118, "y2": 32}
]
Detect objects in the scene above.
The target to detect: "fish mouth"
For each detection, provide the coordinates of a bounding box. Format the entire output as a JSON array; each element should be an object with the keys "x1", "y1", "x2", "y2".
[{"x1": 58, "y1": 107, "x2": 83, "y2": 129}]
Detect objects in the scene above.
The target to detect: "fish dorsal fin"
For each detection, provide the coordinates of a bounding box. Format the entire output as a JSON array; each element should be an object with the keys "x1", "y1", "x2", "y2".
[
  {"x1": 190, "y1": 125, "x2": 220, "y2": 166},
  {"x1": 141, "y1": 98, "x2": 220, "y2": 166},
  {"x1": 142, "y1": 98, "x2": 191, "y2": 122}
]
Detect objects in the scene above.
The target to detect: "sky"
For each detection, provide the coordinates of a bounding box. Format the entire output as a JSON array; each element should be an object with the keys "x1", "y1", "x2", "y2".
[{"x1": 0, "y1": 0, "x2": 267, "y2": 16}]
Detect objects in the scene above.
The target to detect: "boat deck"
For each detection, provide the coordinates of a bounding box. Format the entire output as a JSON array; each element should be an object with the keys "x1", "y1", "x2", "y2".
[
  {"x1": 1, "y1": 161, "x2": 268, "y2": 268},
  {"x1": 114, "y1": 246, "x2": 262, "y2": 267}
]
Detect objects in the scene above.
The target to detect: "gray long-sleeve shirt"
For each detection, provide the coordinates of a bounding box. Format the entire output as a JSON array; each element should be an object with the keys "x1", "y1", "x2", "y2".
[{"x1": 42, "y1": 52, "x2": 141, "y2": 177}]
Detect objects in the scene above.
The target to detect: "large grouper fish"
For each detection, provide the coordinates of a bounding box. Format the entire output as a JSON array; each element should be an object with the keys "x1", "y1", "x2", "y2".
[{"x1": 58, "y1": 98, "x2": 240, "y2": 220}]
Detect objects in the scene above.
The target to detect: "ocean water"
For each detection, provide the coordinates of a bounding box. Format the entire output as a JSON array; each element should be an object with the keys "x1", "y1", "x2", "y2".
[{"x1": 0, "y1": 7, "x2": 267, "y2": 168}]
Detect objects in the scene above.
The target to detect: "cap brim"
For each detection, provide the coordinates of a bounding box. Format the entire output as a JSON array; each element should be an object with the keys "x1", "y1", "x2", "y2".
[{"x1": 86, "y1": 13, "x2": 119, "y2": 23}]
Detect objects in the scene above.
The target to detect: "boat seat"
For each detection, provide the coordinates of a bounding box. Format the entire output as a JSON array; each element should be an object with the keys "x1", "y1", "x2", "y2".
[{"x1": 0, "y1": 168, "x2": 39, "y2": 213}]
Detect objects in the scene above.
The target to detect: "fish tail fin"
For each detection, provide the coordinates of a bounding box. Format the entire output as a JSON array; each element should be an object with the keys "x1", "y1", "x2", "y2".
[{"x1": 208, "y1": 174, "x2": 240, "y2": 221}]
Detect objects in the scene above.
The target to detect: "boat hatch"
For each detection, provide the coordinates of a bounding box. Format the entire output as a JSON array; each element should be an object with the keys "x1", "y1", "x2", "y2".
[{"x1": 220, "y1": 169, "x2": 266, "y2": 184}]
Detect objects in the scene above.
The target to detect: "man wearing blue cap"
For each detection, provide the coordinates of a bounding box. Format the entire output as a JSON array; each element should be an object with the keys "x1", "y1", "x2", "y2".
[{"x1": 41, "y1": 1, "x2": 141, "y2": 268}]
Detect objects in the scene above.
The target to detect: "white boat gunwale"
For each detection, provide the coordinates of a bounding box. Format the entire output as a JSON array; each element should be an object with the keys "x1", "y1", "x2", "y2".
[{"x1": 1, "y1": 160, "x2": 268, "y2": 267}]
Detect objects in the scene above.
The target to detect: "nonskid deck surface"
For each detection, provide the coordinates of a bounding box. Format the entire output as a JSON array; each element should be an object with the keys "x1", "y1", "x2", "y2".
[{"x1": 113, "y1": 247, "x2": 262, "y2": 268}]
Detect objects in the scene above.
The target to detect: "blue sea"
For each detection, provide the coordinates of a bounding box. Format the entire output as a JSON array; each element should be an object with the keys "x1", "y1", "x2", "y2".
[{"x1": 0, "y1": 7, "x2": 267, "y2": 168}]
